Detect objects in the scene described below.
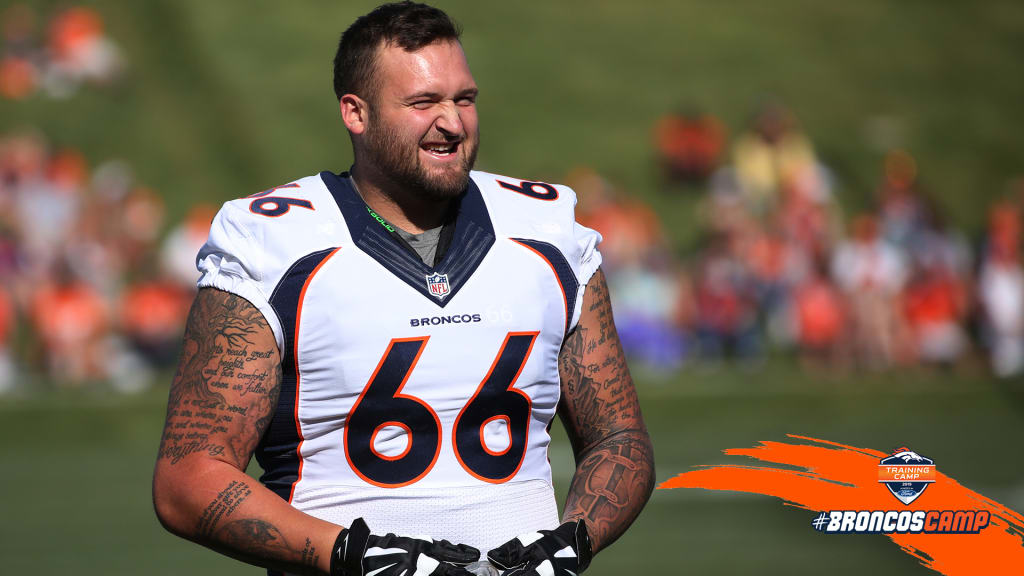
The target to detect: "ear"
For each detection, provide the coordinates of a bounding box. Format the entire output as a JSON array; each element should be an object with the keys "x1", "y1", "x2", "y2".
[{"x1": 340, "y1": 94, "x2": 368, "y2": 135}]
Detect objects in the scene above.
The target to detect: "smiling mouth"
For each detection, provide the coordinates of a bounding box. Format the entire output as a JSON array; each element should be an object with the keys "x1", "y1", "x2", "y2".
[{"x1": 421, "y1": 141, "x2": 459, "y2": 158}]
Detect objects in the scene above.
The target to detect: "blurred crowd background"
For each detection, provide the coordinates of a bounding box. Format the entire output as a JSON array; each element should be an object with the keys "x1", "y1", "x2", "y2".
[
  {"x1": 2, "y1": 3, "x2": 1024, "y2": 576},
  {"x1": 592, "y1": 103, "x2": 1024, "y2": 379},
  {"x1": 0, "y1": 125, "x2": 212, "y2": 392},
  {"x1": 1, "y1": 3, "x2": 1024, "y2": 394}
]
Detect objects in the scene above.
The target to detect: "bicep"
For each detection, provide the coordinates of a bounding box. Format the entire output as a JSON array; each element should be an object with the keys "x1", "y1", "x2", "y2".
[
  {"x1": 557, "y1": 268, "x2": 644, "y2": 454},
  {"x1": 158, "y1": 287, "x2": 282, "y2": 471}
]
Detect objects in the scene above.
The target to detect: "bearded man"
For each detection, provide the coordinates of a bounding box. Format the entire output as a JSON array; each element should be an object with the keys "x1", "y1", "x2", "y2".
[{"x1": 153, "y1": 3, "x2": 653, "y2": 576}]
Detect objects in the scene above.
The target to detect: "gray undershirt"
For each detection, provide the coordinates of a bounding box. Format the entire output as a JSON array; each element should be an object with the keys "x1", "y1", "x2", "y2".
[
  {"x1": 395, "y1": 225, "x2": 443, "y2": 266},
  {"x1": 346, "y1": 172, "x2": 445, "y2": 266}
]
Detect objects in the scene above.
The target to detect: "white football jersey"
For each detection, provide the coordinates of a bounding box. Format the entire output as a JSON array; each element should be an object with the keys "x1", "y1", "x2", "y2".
[{"x1": 197, "y1": 170, "x2": 601, "y2": 553}]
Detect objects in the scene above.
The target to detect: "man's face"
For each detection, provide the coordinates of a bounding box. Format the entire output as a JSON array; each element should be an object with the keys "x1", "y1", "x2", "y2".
[{"x1": 362, "y1": 39, "x2": 479, "y2": 200}]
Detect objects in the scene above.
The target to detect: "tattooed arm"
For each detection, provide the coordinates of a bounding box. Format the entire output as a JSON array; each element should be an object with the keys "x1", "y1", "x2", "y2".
[
  {"x1": 153, "y1": 288, "x2": 341, "y2": 575},
  {"x1": 557, "y1": 268, "x2": 655, "y2": 553}
]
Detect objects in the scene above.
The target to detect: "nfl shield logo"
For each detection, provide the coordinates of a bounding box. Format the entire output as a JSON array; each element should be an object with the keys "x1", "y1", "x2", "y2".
[
  {"x1": 878, "y1": 447, "x2": 935, "y2": 505},
  {"x1": 426, "y1": 273, "x2": 450, "y2": 300}
]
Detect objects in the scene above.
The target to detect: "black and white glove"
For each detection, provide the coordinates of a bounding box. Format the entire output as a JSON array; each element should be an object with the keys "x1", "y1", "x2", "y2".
[
  {"x1": 331, "y1": 517, "x2": 480, "y2": 576},
  {"x1": 486, "y1": 520, "x2": 593, "y2": 576}
]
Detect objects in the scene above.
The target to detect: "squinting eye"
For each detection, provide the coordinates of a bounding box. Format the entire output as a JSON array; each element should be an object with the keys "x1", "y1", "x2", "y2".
[
  {"x1": 456, "y1": 97, "x2": 475, "y2": 106},
  {"x1": 412, "y1": 101, "x2": 433, "y2": 110}
]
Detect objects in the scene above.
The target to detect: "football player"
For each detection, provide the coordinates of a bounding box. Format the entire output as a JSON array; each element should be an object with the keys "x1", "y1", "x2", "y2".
[{"x1": 153, "y1": 3, "x2": 654, "y2": 575}]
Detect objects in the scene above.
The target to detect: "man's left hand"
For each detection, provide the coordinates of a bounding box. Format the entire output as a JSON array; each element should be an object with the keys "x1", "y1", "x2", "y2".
[{"x1": 486, "y1": 520, "x2": 592, "y2": 576}]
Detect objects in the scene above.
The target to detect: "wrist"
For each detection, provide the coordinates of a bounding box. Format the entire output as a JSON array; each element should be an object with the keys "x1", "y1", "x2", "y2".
[
  {"x1": 568, "y1": 519, "x2": 593, "y2": 573},
  {"x1": 329, "y1": 518, "x2": 369, "y2": 576},
  {"x1": 329, "y1": 527, "x2": 350, "y2": 576}
]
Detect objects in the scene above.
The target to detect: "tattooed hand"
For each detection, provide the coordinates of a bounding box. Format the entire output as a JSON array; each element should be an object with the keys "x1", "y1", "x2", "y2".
[{"x1": 557, "y1": 268, "x2": 655, "y2": 553}]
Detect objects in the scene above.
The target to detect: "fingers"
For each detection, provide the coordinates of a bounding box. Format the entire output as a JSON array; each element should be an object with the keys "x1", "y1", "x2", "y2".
[
  {"x1": 503, "y1": 562, "x2": 547, "y2": 576},
  {"x1": 430, "y1": 540, "x2": 481, "y2": 565},
  {"x1": 486, "y1": 536, "x2": 530, "y2": 570}
]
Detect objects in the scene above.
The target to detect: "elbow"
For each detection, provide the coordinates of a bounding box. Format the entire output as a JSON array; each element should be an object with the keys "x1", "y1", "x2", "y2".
[{"x1": 152, "y1": 464, "x2": 193, "y2": 538}]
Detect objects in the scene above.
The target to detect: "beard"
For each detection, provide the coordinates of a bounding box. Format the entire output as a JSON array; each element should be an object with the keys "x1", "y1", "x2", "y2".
[{"x1": 364, "y1": 111, "x2": 479, "y2": 201}]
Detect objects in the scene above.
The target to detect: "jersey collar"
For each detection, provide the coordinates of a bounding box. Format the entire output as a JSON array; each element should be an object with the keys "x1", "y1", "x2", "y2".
[{"x1": 319, "y1": 171, "x2": 495, "y2": 308}]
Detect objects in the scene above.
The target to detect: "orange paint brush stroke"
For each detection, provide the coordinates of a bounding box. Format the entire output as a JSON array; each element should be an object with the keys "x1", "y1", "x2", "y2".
[{"x1": 659, "y1": 435, "x2": 1024, "y2": 574}]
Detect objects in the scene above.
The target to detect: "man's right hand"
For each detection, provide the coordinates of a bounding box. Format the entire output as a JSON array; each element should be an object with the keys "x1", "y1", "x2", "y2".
[{"x1": 331, "y1": 518, "x2": 480, "y2": 576}]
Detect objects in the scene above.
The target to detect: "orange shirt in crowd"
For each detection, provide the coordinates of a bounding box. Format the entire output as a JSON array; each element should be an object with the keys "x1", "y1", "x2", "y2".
[
  {"x1": 120, "y1": 281, "x2": 190, "y2": 341},
  {"x1": 579, "y1": 201, "x2": 662, "y2": 264},
  {"x1": 31, "y1": 282, "x2": 107, "y2": 347},
  {"x1": 655, "y1": 113, "x2": 725, "y2": 176},
  {"x1": 795, "y1": 279, "x2": 844, "y2": 348},
  {"x1": 903, "y1": 273, "x2": 963, "y2": 328},
  {"x1": 48, "y1": 7, "x2": 104, "y2": 60}
]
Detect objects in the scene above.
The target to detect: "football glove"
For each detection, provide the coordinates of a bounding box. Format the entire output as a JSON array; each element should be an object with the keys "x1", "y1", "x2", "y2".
[
  {"x1": 486, "y1": 520, "x2": 593, "y2": 576},
  {"x1": 330, "y1": 517, "x2": 480, "y2": 576}
]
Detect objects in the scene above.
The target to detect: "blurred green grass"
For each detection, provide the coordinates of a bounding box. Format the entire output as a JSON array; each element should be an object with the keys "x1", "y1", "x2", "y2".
[{"x1": 2, "y1": 1, "x2": 1024, "y2": 574}]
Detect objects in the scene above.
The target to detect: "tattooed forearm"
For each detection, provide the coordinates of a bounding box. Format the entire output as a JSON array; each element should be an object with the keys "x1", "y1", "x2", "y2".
[
  {"x1": 157, "y1": 288, "x2": 281, "y2": 470},
  {"x1": 300, "y1": 538, "x2": 320, "y2": 568},
  {"x1": 197, "y1": 480, "x2": 254, "y2": 538},
  {"x1": 562, "y1": 431, "x2": 654, "y2": 550},
  {"x1": 559, "y1": 270, "x2": 643, "y2": 450},
  {"x1": 213, "y1": 520, "x2": 320, "y2": 572},
  {"x1": 216, "y1": 519, "x2": 293, "y2": 559},
  {"x1": 558, "y1": 269, "x2": 654, "y2": 552},
  {"x1": 153, "y1": 289, "x2": 336, "y2": 575}
]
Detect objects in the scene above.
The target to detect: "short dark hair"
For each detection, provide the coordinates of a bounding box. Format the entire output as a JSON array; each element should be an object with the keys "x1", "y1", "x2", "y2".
[{"x1": 333, "y1": 2, "x2": 461, "y2": 102}]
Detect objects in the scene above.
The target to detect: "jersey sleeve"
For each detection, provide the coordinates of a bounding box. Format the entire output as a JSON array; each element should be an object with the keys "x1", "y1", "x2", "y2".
[
  {"x1": 196, "y1": 202, "x2": 285, "y2": 351},
  {"x1": 563, "y1": 186, "x2": 603, "y2": 332},
  {"x1": 574, "y1": 220, "x2": 602, "y2": 286}
]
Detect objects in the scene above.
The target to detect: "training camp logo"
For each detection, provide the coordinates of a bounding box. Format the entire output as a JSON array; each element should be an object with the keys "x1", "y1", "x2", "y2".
[
  {"x1": 811, "y1": 447, "x2": 990, "y2": 535},
  {"x1": 879, "y1": 447, "x2": 934, "y2": 505}
]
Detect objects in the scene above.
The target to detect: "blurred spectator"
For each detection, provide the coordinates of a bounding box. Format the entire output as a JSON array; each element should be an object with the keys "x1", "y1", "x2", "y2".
[
  {"x1": 571, "y1": 167, "x2": 664, "y2": 271},
  {"x1": 0, "y1": 4, "x2": 39, "y2": 99},
  {"x1": 732, "y1": 102, "x2": 818, "y2": 214},
  {"x1": 119, "y1": 267, "x2": 191, "y2": 368},
  {"x1": 120, "y1": 185, "x2": 167, "y2": 269},
  {"x1": 161, "y1": 203, "x2": 215, "y2": 290},
  {"x1": 738, "y1": 223, "x2": 810, "y2": 348},
  {"x1": 703, "y1": 170, "x2": 753, "y2": 238},
  {"x1": 610, "y1": 252, "x2": 691, "y2": 372},
  {"x1": 654, "y1": 107, "x2": 725, "y2": 184},
  {"x1": 902, "y1": 256, "x2": 968, "y2": 367},
  {"x1": 12, "y1": 139, "x2": 84, "y2": 280},
  {"x1": 30, "y1": 258, "x2": 109, "y2": 385},
  {"x1": 793, "y1": 256, "x2": 846, "y2": 369},
  {"x1": 43, "y1": 6, "x2": 123, "y2": 98},
  {"x1": 774, "y1": 172, "x2": 840, "y2": 265},
  {"x1": 0, "y1": 127, "x2": 198, "y2": 390},
  {"x1": 831, "y1": 214, "x2": 910, "y2": 369},
  {"x1": 877, "y1": 150, "x2": 930, "y2": 250},
  {"x1": 977, "y1": 202, "x2": 1024, "y2": 378},
  {"x1": 0, "y1": 4, "x2": 124, "y2": 100},
  {"x1": 693, "y1": 233, "x2": 760, "y2": 363}
]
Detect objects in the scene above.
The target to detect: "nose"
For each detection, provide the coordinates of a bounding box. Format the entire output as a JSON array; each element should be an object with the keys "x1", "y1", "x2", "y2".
[{"x1": 434, "y1": 101, "x2": 464, "y2": 138}]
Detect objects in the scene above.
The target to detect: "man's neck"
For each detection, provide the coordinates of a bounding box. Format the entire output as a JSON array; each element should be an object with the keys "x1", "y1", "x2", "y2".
[{"x1": 350, "y1": 164, "x2": 454, "y2": 234}]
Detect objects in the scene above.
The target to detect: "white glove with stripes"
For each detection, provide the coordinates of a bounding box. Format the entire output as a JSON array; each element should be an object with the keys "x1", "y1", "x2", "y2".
[
  {"x1": 486, "y1": 520, "x2": 592, "y2": 576},
  {"x1": 330, "y1": 517, "x2": 480, "y2": 576}
]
